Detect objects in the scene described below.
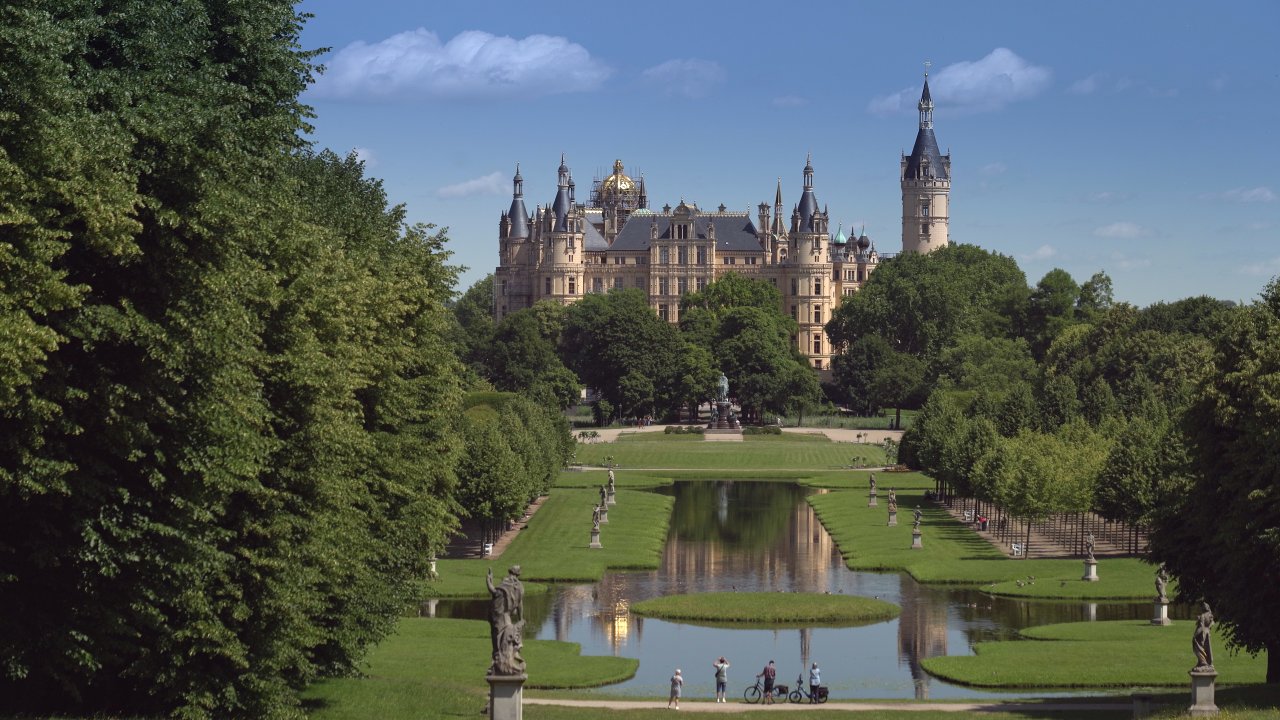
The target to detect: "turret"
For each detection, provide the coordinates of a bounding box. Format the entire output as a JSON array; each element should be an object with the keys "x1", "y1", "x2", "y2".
[{"x1": 901, "y1": 71, "x2": 951, "y2": 253}]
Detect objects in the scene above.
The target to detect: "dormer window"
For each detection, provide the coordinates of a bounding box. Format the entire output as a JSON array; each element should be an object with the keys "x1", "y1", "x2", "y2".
[{"x1": 675, "y1": 224, "x2": 690, "y2": 240}]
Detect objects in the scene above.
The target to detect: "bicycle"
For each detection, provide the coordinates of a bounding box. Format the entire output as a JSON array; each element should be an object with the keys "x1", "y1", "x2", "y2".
[
  {"x1": 743, "y1": 678, "x2": 788, "y2": 704},
  {"x1": 787, "y1": 674, "x2": 829, "y2": 703}
]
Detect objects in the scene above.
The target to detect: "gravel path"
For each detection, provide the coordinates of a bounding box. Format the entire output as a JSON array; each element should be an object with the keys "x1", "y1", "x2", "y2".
[{"x1": 525, "y1": 697, "x2": 1131, "y2": 713}]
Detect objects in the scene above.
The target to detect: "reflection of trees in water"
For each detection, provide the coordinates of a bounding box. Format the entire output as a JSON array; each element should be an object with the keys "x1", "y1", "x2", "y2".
[{"x1": 668, "y1": 481, "x2": 805, "y2": 551}]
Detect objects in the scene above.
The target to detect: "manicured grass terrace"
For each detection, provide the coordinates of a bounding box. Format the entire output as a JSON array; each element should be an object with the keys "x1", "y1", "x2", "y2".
[
  {"x1": 574, "y1": 433, "x2": 888, "y2": 470},
  {"x1": 809, "y1": 488, "x2": 1160, "y2": 598},
  {"x1": 631, "y1": 591, "x2": 900, "y2": 627},
  {"x1": 922, "y1": 620, "x2": 1268, "y2": 688}
]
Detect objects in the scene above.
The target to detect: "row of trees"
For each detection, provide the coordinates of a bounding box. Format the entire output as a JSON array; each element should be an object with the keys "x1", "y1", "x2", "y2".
[
  {"x1": 454, "y1": 273, "x2": 821, "y2": 424},
  {"x1": 833, "y1": 245, "x2": 1276, "y2": 682},
  {"x1": 0, "y1": 2, "x2": 571, "y2": 717}
]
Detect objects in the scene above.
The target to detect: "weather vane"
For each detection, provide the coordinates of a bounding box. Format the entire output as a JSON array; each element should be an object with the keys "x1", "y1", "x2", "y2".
[{"x1": 924, "y1": 60, "x2": 931, "y2": 77}]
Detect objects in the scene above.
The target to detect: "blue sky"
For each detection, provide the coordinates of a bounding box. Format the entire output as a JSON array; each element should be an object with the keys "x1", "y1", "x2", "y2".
[{"x1": 298, "y1": 0, "x2": 1278, "y2": 306}]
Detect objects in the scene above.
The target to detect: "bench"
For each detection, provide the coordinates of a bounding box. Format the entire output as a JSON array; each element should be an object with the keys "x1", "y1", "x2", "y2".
[
  {"x1": 962, "y1": 510, "x2": 974, "y2": 523},
  {"x1": 1011, "y1": 542, "x2": 1024, "y2": 557},
  {"x1": 482, "y1": 542, "x2": 494, "y2": 556}
]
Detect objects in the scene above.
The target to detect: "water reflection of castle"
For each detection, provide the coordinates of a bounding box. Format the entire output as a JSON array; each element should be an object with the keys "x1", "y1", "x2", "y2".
[{"x1": 896, "y1": 576, "x2": 950, "y2": 699}]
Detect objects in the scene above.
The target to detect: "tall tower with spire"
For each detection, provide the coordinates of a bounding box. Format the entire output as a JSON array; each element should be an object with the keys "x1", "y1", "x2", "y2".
[{"x1": 901, "y1": 69, "x2": 951, "y2": 254}]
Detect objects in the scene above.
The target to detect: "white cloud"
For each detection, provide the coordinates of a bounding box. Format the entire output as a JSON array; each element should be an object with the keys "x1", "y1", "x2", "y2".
[
  {"x1": 352, "y1": 147, "x2": 376, "y2": 167},
  {"x1": 772, "y1": 95, "x2": 807, "y2": 107},
  {"x1": 869, "y1": 48, "x2": 1051, "y2": 115},
  {"x1": 641, "y1": 58, "x2": 726, "y2": 98},
  {"x1": 1201, "y1": 186, "x2": 1277, "y2": 203},
  {"x1": 1020, "y1": 244, "x2": 1057, "y2": 261},
  {"x1": 437, "y1": 171, "x2": 504, "y2": 199},
  {"x1": 1240, "y1": 257, "x2": 1280, "y2": 277},
  {"x1": 1093, "y1": 222, "x2": 1149, "y2": 239},
  {"x1": 1068, "y1": 73, "x2": 1102, "y2": 95},
  {"x1": 979, "y1": 162, "x2": 1007, "y2": 176},
  {"x1": 1110, "y1": 253, "x2": 1152, "y2": 270},
  {"x1": 1086, "y1": 191, "x2": 1130, "y2": 203},
  {"x1": 312, "y1": 29, "x2": 611, "y2": 100}
]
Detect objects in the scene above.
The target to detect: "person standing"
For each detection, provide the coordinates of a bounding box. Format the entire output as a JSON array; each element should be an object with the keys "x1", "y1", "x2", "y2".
[
  {"x1": 756, "y1": 660, "x2": 776, "y2": 704},
  {"x1": 668, "y1": 668, "x2": 683, "y2": 710},
  {"x1": 808, "y1": 662, "x2": 821, "y2": 703},
  {"x1": 712, "y1": 656, "x2": 730, "y2": 703}
]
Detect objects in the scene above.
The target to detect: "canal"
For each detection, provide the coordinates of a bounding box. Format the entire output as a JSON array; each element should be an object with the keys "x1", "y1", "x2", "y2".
[{"x1": 434, "y1": 480, "x2": 1159, "y2": 700}]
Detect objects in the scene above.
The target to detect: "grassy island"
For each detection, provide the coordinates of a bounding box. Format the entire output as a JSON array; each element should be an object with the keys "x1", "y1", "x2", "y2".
[
  {"x1": 631, "y1": 591, "x2": 900, "y2": 627},
  {"x1": 922, "y1": 620, "x2": 1268, "y2": 688}
]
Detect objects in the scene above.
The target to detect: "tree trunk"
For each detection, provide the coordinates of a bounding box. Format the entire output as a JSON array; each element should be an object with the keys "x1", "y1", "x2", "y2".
[{"x1": 894, "y1": 406, "x2": 901, "y2": 430}]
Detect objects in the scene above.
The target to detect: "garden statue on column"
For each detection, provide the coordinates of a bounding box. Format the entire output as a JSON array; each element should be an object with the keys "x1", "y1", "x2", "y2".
[
  {"x1": 607, "y1": 468, "x2": 617, "y2": 505},
  {"x1": 1156, "y1": 565, "x2": 1169, "y2": 603},
  {"x1": 599, "y1": 484, "x2": 607, "y2": 508},
  {"x1": 912, "y1": 508, "x2": 922, "y2": 529},
  {"x1": 486, "y1": 567, "x2": 526, "y2": 676},
  {"x1": 592, "y1": 505, "x2": 601, "y2": 530},
  {"x1": 717, "y1": 372, "x2": 729, "y2": 402},
  {"x1": 1084, "y1": 532, "x2": 1096, "y2": 562},
  {"x1": 1193, "y1": 602, "x2": 1215, "y2": 672}
]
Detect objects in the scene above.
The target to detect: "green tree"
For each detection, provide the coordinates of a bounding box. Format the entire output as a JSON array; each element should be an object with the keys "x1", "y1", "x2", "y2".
[
  {"x1": 487, "y1": 307, "x2": 580, "y2": 408},
  {"x1": 1150, "y1": 282, "x2": 1280, "y2": 682},
  {"x1": 560, "y1": 289, "x2": 682, "y2": 420},
  {"x1": 829, "y1": 334, "x2": 892, "y2": 414},
  {"x1": 826, "y1": 244, "x2": 1027, "y2": 358},
  {"x1": 869, "y1": 352, "x2": 927, "y2": 429},
  {"x1": 1023, "y1": 268, "x2": 1081, "y2": 359}
]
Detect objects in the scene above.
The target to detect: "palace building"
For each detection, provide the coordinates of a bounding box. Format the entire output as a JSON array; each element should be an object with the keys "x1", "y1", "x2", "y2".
[{"x1": 493, "y1": 77, "x2": 949, "y2": 371}]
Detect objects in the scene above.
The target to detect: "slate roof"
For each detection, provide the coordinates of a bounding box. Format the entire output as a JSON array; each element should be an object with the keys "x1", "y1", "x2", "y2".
[
  {"x1": 583, "y1": 217, "x2": 608, "y2": 251},
  {"x1": 609, "y1": 211, "x2": 761, "y2": 253},
  {"x1": 904, "y1": 127, "x2": 948, "y2": 180}
]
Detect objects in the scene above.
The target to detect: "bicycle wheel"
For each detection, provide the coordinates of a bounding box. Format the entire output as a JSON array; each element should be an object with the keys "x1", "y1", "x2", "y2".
[
  {"x1": 744, "y1": 685, "x2": 761, "y2": 704},
  {"x1": 817, "y1": 692, "x2": 829, "y2": 704},
  {"x1": 788, "y1": 689, "x2": 802, "y2": 703}
]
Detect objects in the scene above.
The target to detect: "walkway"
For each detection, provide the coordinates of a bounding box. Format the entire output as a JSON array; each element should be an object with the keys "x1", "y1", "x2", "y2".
[
  {"x1": 525, "y1": 698, "x2": 1130, "y2": 714},
  {"x1": 936, "y1": 500, "x2": 1143, "y2": 559},
  {"x1": 480, "y1": 495, "x2": 549, "y2": 559},
  {"x1": 583, "y1": 426, "x2": 904, "y2": 444}
]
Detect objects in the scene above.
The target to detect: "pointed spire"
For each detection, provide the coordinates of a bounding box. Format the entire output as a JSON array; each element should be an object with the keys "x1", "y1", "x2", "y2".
[
  {"x1": 918, "y1": 68, "x2": 934, "y2": 130},
  {"x1": 797, "y1": 155, "x2": 818, "y2": 229},
  {"x1": 551, "y1": 155, "x2": 571, "y2": 232},
  {"x1": 507, "y1": 163, "x2": 530, "y2": 239},
  {"x1": 775, "y1": 178, "x2": 783, "y2": 208}
]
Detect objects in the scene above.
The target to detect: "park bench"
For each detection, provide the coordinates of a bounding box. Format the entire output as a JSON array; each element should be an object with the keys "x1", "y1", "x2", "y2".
[
  {"x1": 962, "y1": 510, "x2": 974, "y2": 524},
  {"x1": 482, "y1": 542, "x2": 494, "y2": 557},
  {"x1": 1011, "y1": 542, "x2": 1024, "y2": 557}
]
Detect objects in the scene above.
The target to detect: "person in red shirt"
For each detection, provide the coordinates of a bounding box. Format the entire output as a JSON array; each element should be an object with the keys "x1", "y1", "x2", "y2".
[{"x1": 756, "y1": 660, "x2": 777, "y2": 704}]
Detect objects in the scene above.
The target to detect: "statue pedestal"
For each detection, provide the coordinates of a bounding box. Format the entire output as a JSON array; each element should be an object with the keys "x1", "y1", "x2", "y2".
[
  {"x1": 1082, "y1": 560, "x2": 1099, "y2": 582},
  {"x1": 887, "y1": 511, "x2": 897, "y2": 526},
  {"x1": 1152, "y1": 601, "x2": 1171, "y2": 626},
  {"x1": 598, "y1": 506, "x2": 608, "y2": 524},
  {"x1": 589, "y1": 529, "x2": 602, "y2": 549},
  {"x1": 487, "y1": 673, "x2": 527, "y2": 720},
  {"x1": 606, "y1": 489, "x2": 616, "y2": 506},
  {"x1": 868, "y1": 491, "x2": 877, "y2": 508},
  {"x1": 1188, "y1": 670, "x2": 1219, "y2": 717},
  {"x1": 911, "y1": 529, "x2": 923, "y2": 549}
]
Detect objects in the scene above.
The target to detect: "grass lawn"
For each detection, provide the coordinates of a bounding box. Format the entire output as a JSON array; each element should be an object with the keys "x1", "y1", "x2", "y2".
[
  {"x1": 303, "y1": 617, "x2": 637, "y2": 719},
  {"x1": 496, "y1": 488, "x2": 673, "y2": 582},
  {"x1": 631, "y1": 591, "x2": 899, "y2": 627},
  {"x1": 422, "y1": 559, "x2": 551, "y2": 598},
  {"x1": 574, "y1": 434, "x2": 887, "y2": 470},
  {"x1": 809, "y1": 489, "x2": 1158, "y2": 598},
  {"x1": 922, "y1": 620, "x2": 1269, "y2": 688}
]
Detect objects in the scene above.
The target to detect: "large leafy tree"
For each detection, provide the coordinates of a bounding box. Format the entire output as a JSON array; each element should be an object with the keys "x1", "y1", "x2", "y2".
[
  {"x1": 0, "y1": 6, "x2": 466, "y2": 717},
  {"x1": 1150, "y1": 281, "x2": 1280, "y2": 683},
  {"x1": 826, "y1": 244, "x2": 1027, "y2": 358},
  {"x1": 486, "y1": 306, "x2": 580, "y2": 408},
  {"x1": 559, "y1": 289, "x2": 682, "y2": 419}
]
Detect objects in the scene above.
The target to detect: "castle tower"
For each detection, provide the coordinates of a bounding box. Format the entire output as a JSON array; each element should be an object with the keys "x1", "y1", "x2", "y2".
[
  {"x1": 495, "y1": 164, "x2": 534, "y2": 320},
  {"x1": 901, "y1": 72, "x2": 951, "y2": 253},
  {"x1": 788, "y1": 155, "x2": 834, "y2": 370},
  {"x1": 539, "y1": 154, "x2": 586, "y2": 305}
]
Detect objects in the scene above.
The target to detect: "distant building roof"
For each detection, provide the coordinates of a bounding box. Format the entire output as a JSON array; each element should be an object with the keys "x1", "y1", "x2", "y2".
[{"x1": 610, "y1": 212, "x2": 760, "y2": 252}]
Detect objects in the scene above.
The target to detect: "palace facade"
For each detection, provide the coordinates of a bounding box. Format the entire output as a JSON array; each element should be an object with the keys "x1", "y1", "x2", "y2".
[{"x1": 493, "y1": 77, "x2": 949, "y2": 371}]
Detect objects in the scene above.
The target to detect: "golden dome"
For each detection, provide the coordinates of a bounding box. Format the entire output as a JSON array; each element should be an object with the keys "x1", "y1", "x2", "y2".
[{"x1": 600, "y1": 159, "x2": 637, "y2": 196}]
